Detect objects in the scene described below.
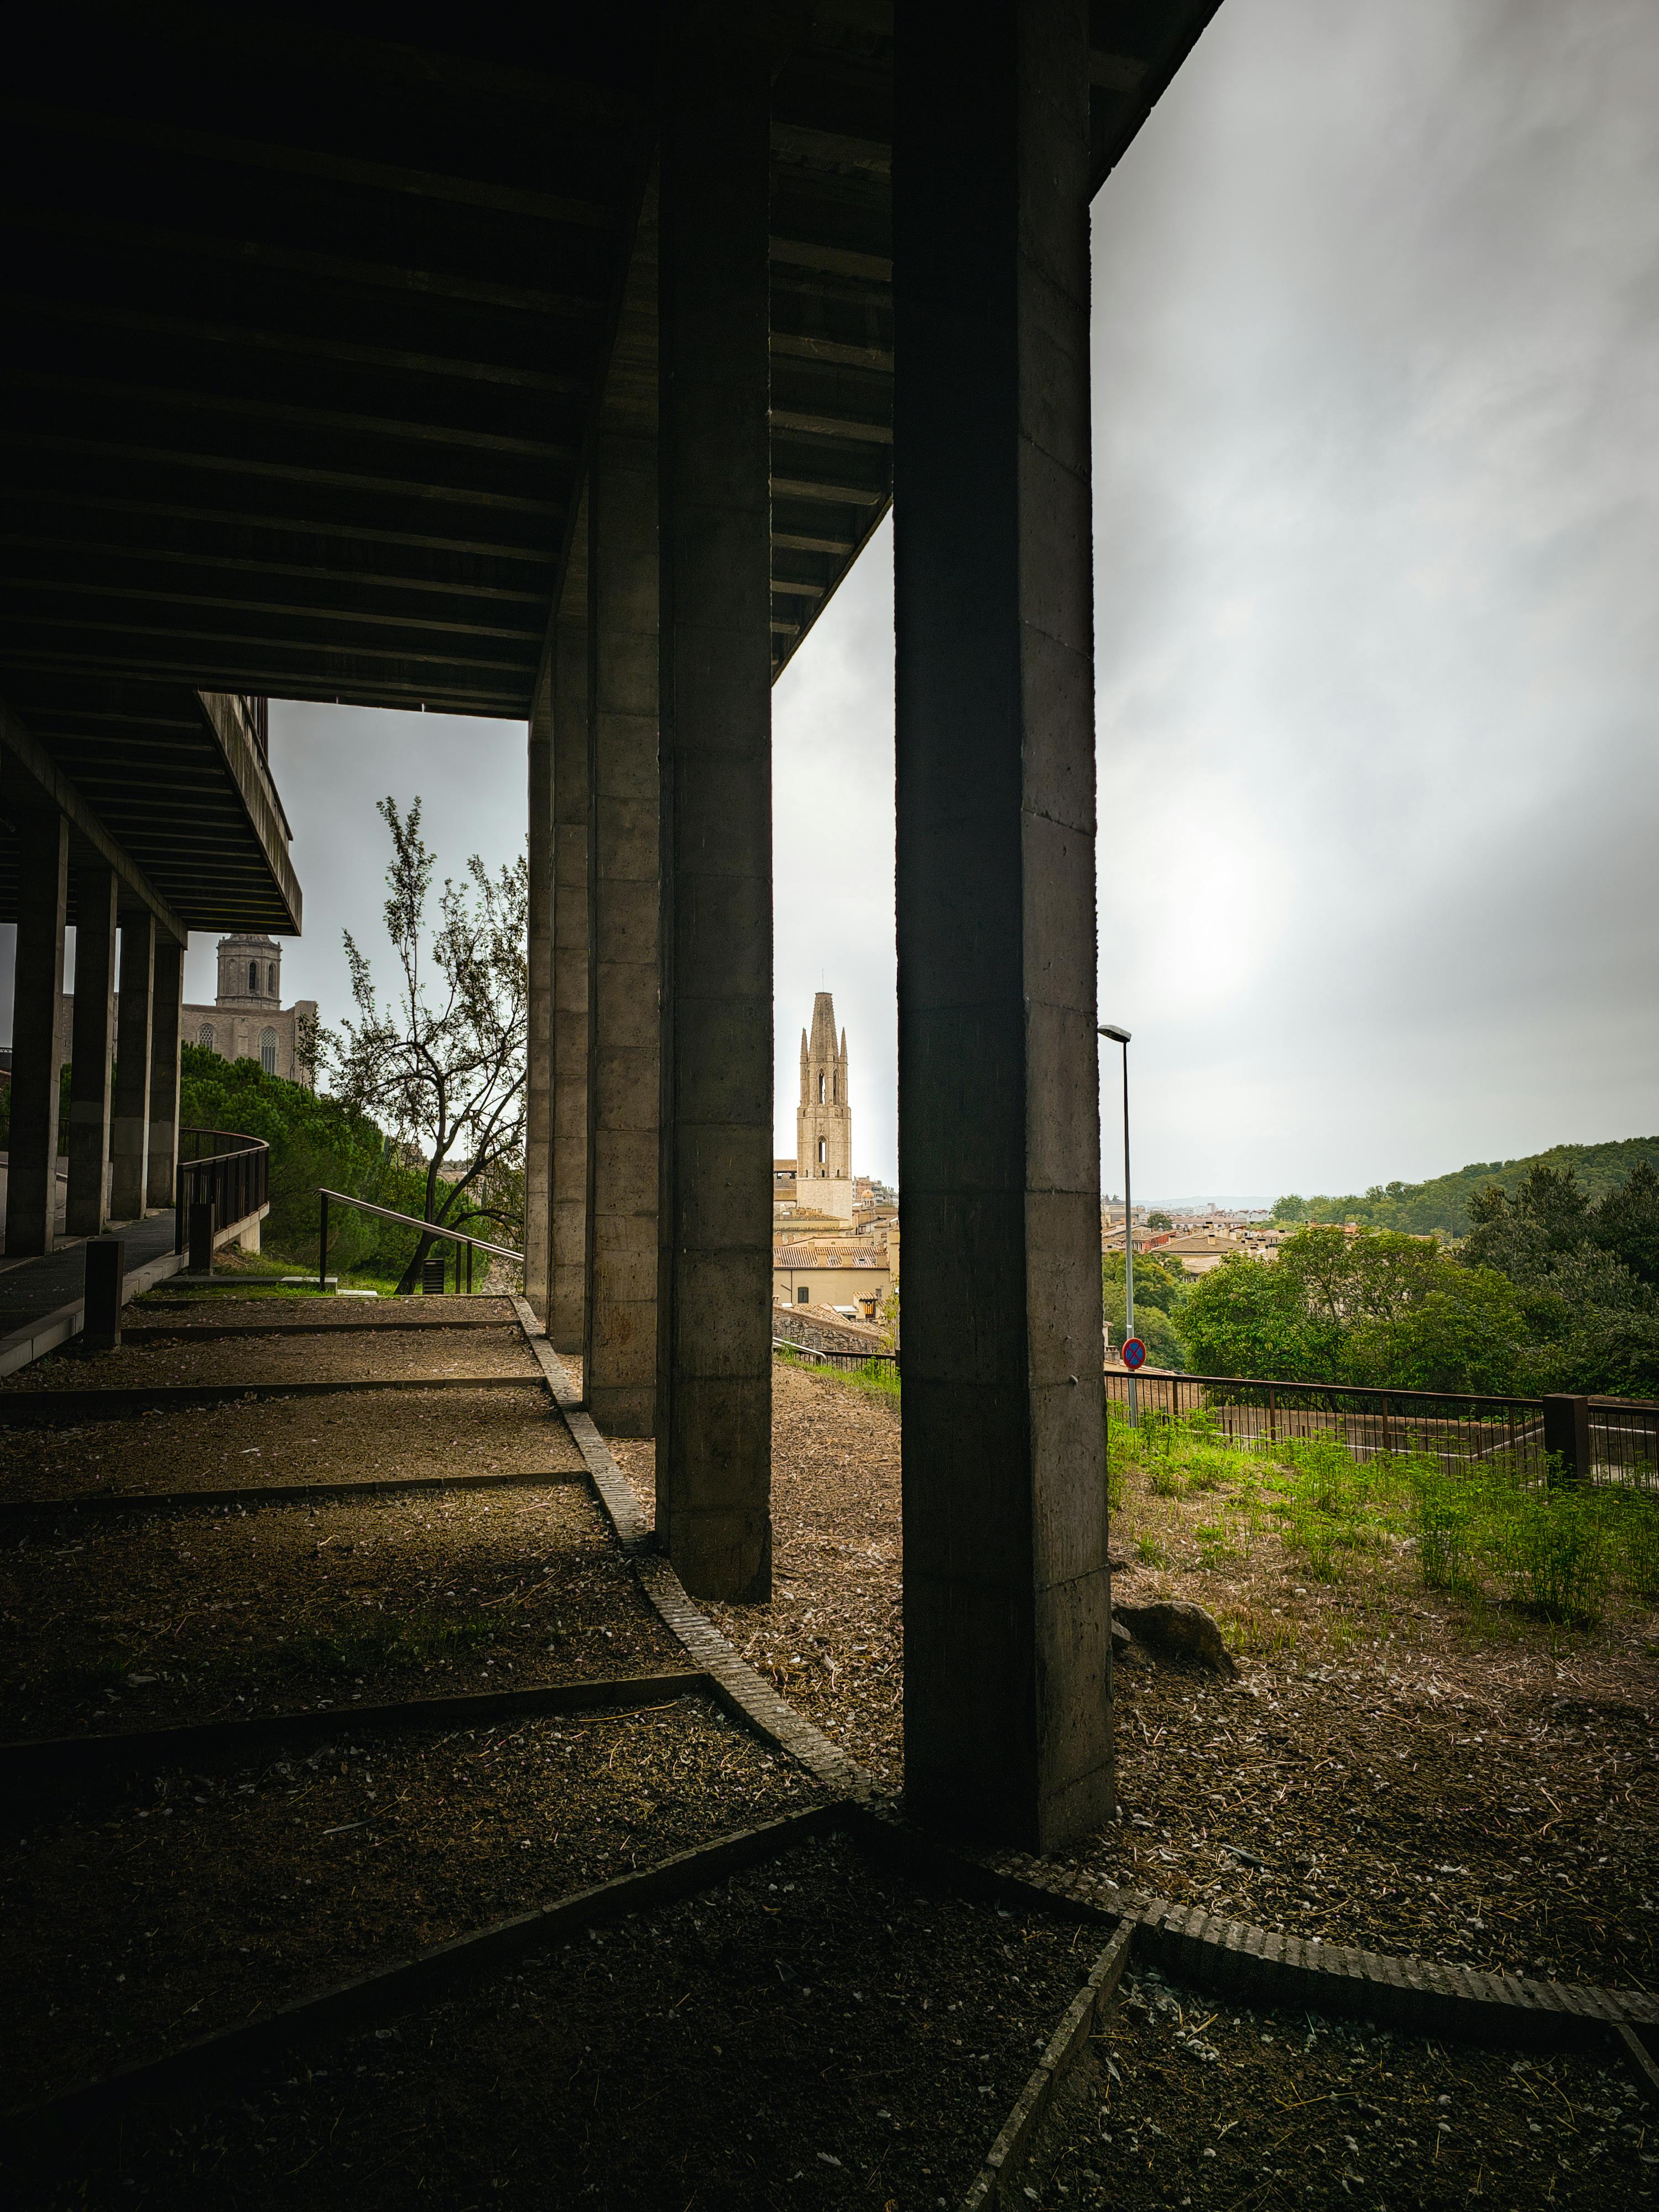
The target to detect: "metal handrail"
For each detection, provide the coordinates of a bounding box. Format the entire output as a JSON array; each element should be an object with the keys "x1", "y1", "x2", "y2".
[
  {"x1": 316, "y1": 1186, "x2": 521, "y2": 1295},
  {"x1": 175, "y1": 1125, "x2": 269, "y2": 1254},
  {"x1": 1120, "y1": 1365, "x2": 1545, "y2": 1412}
]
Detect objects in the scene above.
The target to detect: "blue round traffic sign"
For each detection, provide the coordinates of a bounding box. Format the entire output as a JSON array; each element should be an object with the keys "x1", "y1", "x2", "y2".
[{"x1": 1121, "y1": 1336, "x2": 1147, "y2": 1371}]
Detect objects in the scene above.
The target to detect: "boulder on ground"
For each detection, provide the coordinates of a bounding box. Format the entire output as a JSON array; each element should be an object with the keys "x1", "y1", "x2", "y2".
[{"x1": 1112, "y1": 1598, "x2": 1238, "y2": 1678}]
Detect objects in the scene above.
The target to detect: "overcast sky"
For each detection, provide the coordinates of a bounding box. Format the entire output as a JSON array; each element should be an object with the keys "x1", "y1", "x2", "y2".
[{"x1": 20, "y1": 0, "x2": 1657, "y2": 1203}]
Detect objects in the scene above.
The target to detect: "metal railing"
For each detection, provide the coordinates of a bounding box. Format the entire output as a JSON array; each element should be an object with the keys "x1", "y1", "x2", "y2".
[
  {"x1": 1105, "y1": 1367, "x2": 1658, "y2": 1490},
  {"x1": 773, "y1": 1339, "x2": 898, "y2": 1376},
  {"x1": 174, "y1": 1126, "x2": 269, "y2": 1253},
  {"x1": 316, "y1": 1188, "x2": 521, "y2": 1294}
]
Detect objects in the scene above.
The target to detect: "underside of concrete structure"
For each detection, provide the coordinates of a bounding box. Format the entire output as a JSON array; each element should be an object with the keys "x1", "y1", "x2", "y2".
[{"x1": 4, "y1": 0, "x2": 1224, "y2": 1849}]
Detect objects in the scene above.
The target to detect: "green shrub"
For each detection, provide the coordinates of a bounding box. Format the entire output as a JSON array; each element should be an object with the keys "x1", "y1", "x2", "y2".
[{"x1": 1487, "y1": 1490, "x2": 1613, "y2": 1625}]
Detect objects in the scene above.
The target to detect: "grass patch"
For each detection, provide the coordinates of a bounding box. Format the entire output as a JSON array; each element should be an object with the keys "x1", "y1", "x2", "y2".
[
  {"x1": 1109, "y1": 1401, "x2": 1658, "y2": 1634},
  {"x1": 774, "y1": 1349, "x2": 900, "y2": 1403}
]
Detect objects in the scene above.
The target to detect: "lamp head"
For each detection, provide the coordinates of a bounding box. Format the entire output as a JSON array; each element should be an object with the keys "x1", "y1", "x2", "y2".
[{"x1": 1098, "y1": 1024, "x2": 1131, "y2": 1045}]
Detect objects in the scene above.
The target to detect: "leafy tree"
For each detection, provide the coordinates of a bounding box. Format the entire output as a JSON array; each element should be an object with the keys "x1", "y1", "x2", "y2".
[
  {"x1": 325, "y1": 797, "x2": 527, "y2": 1293},
  {"x1": 1146, "y1": 1210, "x2": 1173, "y2": 1231},
  {"x1": 1270, "y1": 1136, "x2": 1659, "y2": 1239},
  {"x1": 1174, "y1": 1225, "x2": 1527, "y2": 1393},
  {"x1": 1458, "y1": 1162, "x2": 1659, "y2": 1395},
  {"x1": 1103, "y1": 1250, "x2": 1187, "y2": 1370},
  {"x1": 178, "y1": 1045, "x2": 453, "y2": 1283}
]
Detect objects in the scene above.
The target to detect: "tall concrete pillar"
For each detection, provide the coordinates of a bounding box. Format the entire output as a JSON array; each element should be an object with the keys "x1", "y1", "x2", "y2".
[
  {"x1": 8, "y1": 816, "x2": 69, "y2": 1255},
  {"x1": 583, "y1": 426, "x2": 661, "y2": 1436},
  {"x1": 550, "y1": 554, "x2": 591, "y2": 1357},
  {"x1": 523, "y1": 664, "x2": 555, "y2": 1319},
  {"x1": 655, "y1": 4, "x2": 773, "y2": 1601},
  {"x1": 893, "y1": 0, "x2": 1113, "y2": 1850},
  {"x1": 66, "y1": 865, "x2": 118, "y2": 1238},
  {"x1": 109, "y1": 910, "x2": 155, "y2": 1220},
  {"x1": 146, "y1": 935, "x2": 185, "y2": 1210}
]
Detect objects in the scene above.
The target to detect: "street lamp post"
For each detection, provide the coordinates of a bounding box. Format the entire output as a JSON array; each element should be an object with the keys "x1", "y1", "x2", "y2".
[{"x1": 1099, "y1": 1025, "x2": 1136, "y2": 1427}]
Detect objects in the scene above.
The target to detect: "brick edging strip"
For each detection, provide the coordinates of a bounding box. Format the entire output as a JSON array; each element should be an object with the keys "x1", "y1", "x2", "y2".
[
  {"x1": 959, "y1": 1923, "x2": 1134, "y2": 2210},
  {"x1": 2, "y1": 1670, "x2": 710, "y2": 1792},
  {"x1": 3, "y1": 1799, "x2": 852, "y2": 2138},
  {"x1": 505, "y1": 1303, "x2": 1659, "y2": 2067},
  {"x1": 0, "y1": 1467, "x2": 587, "y2": 1521},
  {"x1": 509, "y1": 1299, "x2": 870, "y2": 1803},
  {"x1": 964, "y1": 1844, "x2": 1659, "y2": 2051},
  {"x1": 0, "y1": 1375, "x2": 545, "y2": 1425}
]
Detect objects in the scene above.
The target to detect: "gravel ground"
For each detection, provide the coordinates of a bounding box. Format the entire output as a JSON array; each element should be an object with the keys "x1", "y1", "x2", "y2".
[
  {"x1": 1081, "y1": 1637, "x2": 1659, "y2": 1991},
  {"x1": 128, "y1": 1296, "x2": 519, "y2": 1332},
  {"x1": 704, "y1": 1363, "x2": 902, "y2": 1785},
  {"x1": 0, "y1": 1386, "x2": 583, "y2": 1501},
  {"x1": 1020, "y1": 1963, "x2": 1656, "y2": 2209},
  {"x1": 6, "y1": 1831, "x2": 1097, "y2": 2209},
  {"x1": 0, "y1": 1327, "x2": 539, "y2": 1391},
  {"x1": 691, "y1": 1362, "x2": 1657, "y2": 1987},
  {"x1": 2, "y1": 1484, "x2": 680, "y2": 1736},
  {"x1": 3, "y1": 1697, "x2": 816, "y2": 2111}
]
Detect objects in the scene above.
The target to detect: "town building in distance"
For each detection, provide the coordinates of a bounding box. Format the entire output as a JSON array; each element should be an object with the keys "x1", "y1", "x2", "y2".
[
  {"x1": 55, "y1": 931, "x2": 316, "y2": 1089},
  {"x1": 187, "y1": 935, "x2": 316, "y2": 1086},
  {"x1": 773, "y1": 990, "x2": 894, "y2": 1328}
]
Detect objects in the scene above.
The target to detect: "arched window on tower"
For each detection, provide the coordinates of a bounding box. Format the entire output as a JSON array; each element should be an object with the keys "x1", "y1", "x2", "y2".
[
  {"x1": 268, "y1": 962, "x2": 277, "y2": 995},
  {"x1": 249, "y1": 961, "x2": 259, "y2": 993},
  {"x1": 260, "y1": 1026, "x2": 278, "y2": 1076},
  {"x1": 198, "y1": 1023, "x2": 215, "y2": 1051},
  {"x1": 818, "y1": 1072, "x2": 825, "y2": 1103},
  {"x1": 818, "y1": 1138, "x2": 826, "y2": 1166}
]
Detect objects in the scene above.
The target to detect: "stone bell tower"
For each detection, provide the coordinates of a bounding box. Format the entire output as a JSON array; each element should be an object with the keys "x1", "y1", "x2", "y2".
[
  {"x1": 796, "y1": 990, "x2": 853, "y2": 1221},
  {"x1": 216, "y1": 933, "x2": 281, "y2": 1008}
]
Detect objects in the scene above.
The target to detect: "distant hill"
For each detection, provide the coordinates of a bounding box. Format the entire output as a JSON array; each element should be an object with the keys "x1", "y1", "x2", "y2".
[{"x1": 1273, "y1": 1136, "x2": 1659, "y2": 1240}]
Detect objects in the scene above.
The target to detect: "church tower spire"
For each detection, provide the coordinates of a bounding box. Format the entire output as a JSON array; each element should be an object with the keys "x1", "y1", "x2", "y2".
[{"x1": 796, "y1": 990, "x2": 853, "y2": 1220}]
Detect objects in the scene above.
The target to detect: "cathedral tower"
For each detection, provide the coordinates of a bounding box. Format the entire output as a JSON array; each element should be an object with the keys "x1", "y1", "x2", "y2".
[{"x1": 796, "y1": 990, "x2": 853, "y2": 1221}]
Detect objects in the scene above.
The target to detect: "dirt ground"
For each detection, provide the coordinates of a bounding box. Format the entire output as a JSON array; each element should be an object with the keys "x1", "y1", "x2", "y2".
[
  {"x1": 1021, "y1": 1963, "x2": 1656, "y2": 2209},
  {"x1": 2, "y1": 1483, "x2": 681, "y2": 1736},
  {"x1": 128, "y1": 1295, "x2": 519, "y2": 1332},
  {"x1": 706, "y1": 1365, "x2": 1658, "y2": 1989},
  {"x1": 0, "y1": 1385, "x2": 583, "y2": 1501},
  {"x1": 2, "y1": 1696, "x2": 815, "y2": 2111},
  {"x1": 5, "y1": 1832, "x2": 1094, "y2": 2209},
  {"x1": 0, "y1": 1327, "x2": 540, "y2": 1392},
  {"x1": 703, "y1": 1365, "x2": 903, "y2": 1786}
]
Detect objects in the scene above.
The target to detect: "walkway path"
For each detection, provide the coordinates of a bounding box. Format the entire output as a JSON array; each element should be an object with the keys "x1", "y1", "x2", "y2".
[{"x1": 0, "y1": 1212, "x2": 181, "y2": 1377}]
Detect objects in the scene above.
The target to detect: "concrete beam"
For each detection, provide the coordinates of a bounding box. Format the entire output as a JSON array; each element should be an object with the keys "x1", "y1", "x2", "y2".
[
  {"x1": 65, "y1": 864, "x2": 119, "y2": 1238},
  {"x1": 523, "y1": 662, "x2": 555, "y2": 1320},
  {"x1": 550, "y1": 538, "x2": 591, "y2": 1358},
  {"x1": 110, "y1": 910, "x2": 156, "y2": 1220},
  {"x1": 147, "y1": 935, "x2": 184, "y2": 1210},
  {"x1": 0, "y1": 695, "x2": 187, "y2": 949},
  {"x1": 655, "y1": 2, "x2": 774, "y2": 1603},
  {"x1": 8, "y1": 817, "x2": 70, "y2": 1255},
  {"x1": 583, "y1": 420, "x2": 661, "y2": 1437},
  {"x1": 893, "y1": 0, "x2": 1113, "y2": 1851}
]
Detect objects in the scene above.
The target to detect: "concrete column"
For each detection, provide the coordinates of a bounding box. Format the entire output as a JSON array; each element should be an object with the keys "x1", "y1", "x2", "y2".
[
  {"x1": 109, "y1": 911, "x2": 155, "y2": 1220},
  {"x1": 655, "y1": 4, "x2": 773, "y2": 1600},
  {"x1": 550, "y1": 562, "x2": 591, "y2": 1356},
  {"x1": 146, "y1": 935, "x2": 185, "y2": 1209},
  {"x1": 8, "y1": 816, "x2": 69, "y2": 1255},
  {"x1": 583, "y1": 427, "x2": 661, "y2": 1436},
  {"x1": 893, "y1": 0, "x2": 1113, "y2": 1850},
  {"x1": 523, "y1": 664, "x2": 555, "y2": 1319},
  {"x1": 65, "y1": 865, "x2": 118, "y2": 1238}
]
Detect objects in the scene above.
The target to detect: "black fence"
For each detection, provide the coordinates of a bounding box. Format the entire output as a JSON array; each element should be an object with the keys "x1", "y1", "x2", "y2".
[
  {"x1": 773, "y1": 1339, "x2": 898, "y2": 1377},
  {"x1": 1105, "y1": 1368, "x2": 1658, "y2": 1491},
  {"x1": 174, "y1": 1126, "x2": 269, "y2": 1254}
]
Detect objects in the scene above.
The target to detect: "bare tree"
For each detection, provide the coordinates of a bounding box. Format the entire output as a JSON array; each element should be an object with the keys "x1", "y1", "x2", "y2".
[{"x1": 325, "y1": 797, "x2": 527, "y2": 1293}]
